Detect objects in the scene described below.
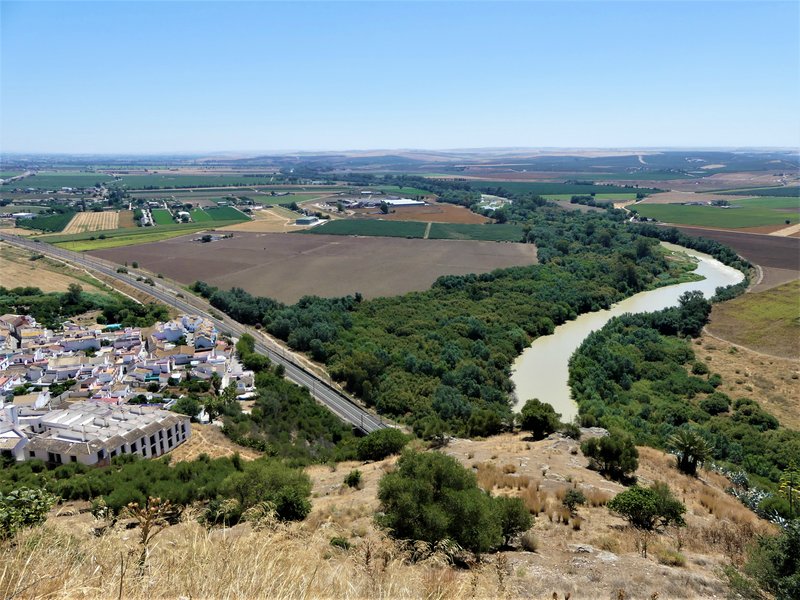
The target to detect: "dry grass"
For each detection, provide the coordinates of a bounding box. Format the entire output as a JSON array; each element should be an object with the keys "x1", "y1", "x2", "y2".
[
  {"x1": 0, "y1": 242, "x2": 108, "y2": 294},
  {"x1": 118, "y1": 210, "x2": 136, "y2": 228},
  {"x1": 62, "y1": 211, "x2": 119, "y2": 234},
  {"x1": 166, "y1": 423, "x2": 262, "y2": 462}
]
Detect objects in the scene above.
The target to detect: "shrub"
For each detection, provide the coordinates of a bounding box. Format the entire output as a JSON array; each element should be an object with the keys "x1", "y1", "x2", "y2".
[
  {"x1": 560, "y1": 423, "x2": 582, "y2": 440},
  {"x1": 563, "y1": 488, "x2": 587, "y2": 514},
  {"x1": 656, "y1": 547, "x2": 687, "y2": 567},
  {"x1": 221, "y1": 459, "x2": 312, "y2": 521},
  {"x1": 744, "y1": 519, "x2": 800, "y2": 599},
  {"x1": 330, "y1": 536, "x2": 351, "y2": 550},
  {"x1": 356, "y1": 428, "x2": 409, "y2": 461},
  {"x1": 0, "y1": 488, "x2": 57, "y2": 539},
  {"x1": 344, "y1": 469, "x2": 362, "y2": 489},
  {"x1": 520, "y1": 531, "x2": 538, "y2": 552}
]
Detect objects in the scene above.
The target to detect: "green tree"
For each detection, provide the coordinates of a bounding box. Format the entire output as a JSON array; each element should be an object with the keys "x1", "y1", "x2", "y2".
[
  {"x1": 379, "y1": 201, "x2": 389, "y2": 214},
  {"x1": 607, "y1": 482, "x2": 686, "y2": 557},
  {"x1": 581, "y1": 431, "x2": 639, "y2": 481},
  {"x1": 668, "y1": 428, "x2": 712, "y2": 476},
  {"x1": 495, "y1": 495, "x2": 533, "y2": 546},
  {"x1": 744, "y1": 519, "x2": 800, "y2": 600},
  {"x1": 64, "y1": 283, "x2": 83, "y2": 305},
  {"x1": 377, "y1": 450, "x2": 504, "y2": 554},
  {"x1": 357, "y1": 428, "x2": 409, "y2": 461},
  {"x1": 519, "y1": 398, "x2": 561, "y2": 440}
]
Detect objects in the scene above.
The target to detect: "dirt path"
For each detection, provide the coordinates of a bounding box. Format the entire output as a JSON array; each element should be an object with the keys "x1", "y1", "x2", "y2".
[
  {"x1": 423, "y1": 221, "x2": 432, "y2": 239},
  {"x1": 769, "y1": 222, "x2": 800, "y2": 237}
]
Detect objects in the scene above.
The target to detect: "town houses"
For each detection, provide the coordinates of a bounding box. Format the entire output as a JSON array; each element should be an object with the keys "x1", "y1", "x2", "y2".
[{"x1": 0, "y1": 313, "x2": 255, "y2": 464}]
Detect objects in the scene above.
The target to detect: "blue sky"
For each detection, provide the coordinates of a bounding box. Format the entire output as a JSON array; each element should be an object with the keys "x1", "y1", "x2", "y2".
[{"x1": 1, "y1": 1, "x2": 798, "y2": 153}]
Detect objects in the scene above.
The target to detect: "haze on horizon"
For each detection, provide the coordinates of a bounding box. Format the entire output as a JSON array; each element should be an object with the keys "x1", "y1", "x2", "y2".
[{"x1": 1, "y1": 1, "x2": 799, "y2": 154}]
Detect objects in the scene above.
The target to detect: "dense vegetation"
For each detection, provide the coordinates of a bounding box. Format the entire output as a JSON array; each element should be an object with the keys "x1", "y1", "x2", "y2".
[
  {"x1": 377, "y1": 450, "x2": 531, "y2": 554},
  {"x1": 17, "y1": 209, "x2": 76, "y2": 232},
  {"x1": 194, "y1": 203, "x2": 705, "y2": 437},
  {"x1": 0, "y1": 283, "x2": 168, "y2": 328},
  {"x1": 568, "y1": 299, "x2": 800, "y2": 486},
  {"x1": 0, "y1": 453, "x2": 311, "y2": 522}
]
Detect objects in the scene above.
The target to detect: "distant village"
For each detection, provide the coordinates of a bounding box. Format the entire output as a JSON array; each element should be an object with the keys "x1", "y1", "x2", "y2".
[{"x1": 0, "y1": 313, "x2": 256, "y2": 466}]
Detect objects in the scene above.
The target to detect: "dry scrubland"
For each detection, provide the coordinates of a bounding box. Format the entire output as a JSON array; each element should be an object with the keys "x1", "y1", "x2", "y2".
[
  {"x1": 0, "y1": 242, "x2": 104, "y2": 293},
  {"x1": 61, "y1": 211, "x2": 120, "y2": 234},
  {"x1": 90, "y1": 232, "x2": 538, "y2": 303},
  {"x1": 0, "y1": 434, "x2": 773, "y2": 600}
]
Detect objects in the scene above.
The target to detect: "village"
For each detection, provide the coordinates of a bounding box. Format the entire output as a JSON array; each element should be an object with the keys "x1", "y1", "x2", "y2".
[{"x1": 0, "y1": 312, "x2": 256, "y2": 466}]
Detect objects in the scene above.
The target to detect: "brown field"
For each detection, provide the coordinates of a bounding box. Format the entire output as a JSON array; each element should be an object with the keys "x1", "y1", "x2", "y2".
[
  {"x1": 353, "y1": 200, "x2": 490, "y2": 224},
  {"x1": 118, "y1": 210, "x2": 135, "y2": 228},
  {"x1": 167, "y1": 423, "x2": 262, "y2": 461},
  {"x1": 90, "y1": 232, "x2": 538, "y2": 303},
  {"x1": 0, "y1": 242, "x2": 106, "y2": 293},
  {"x1": 62, "y1": 211, "x2": 119, "y2": 234},
  {"x1": 693, "y1": 334, "x2": 799, "y2": 429},
  {"x1": 667, "y1": 172, "x2": 794, "y2": 192},
  {"x1": 669, "y1": 226, "x2": 800, "y2": 271},
  {"x1": 218, "y1": 208, "x2": 307, "y2": 233}
]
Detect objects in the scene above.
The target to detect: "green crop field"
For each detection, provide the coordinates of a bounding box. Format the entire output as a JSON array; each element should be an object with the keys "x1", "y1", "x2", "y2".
[
  {"x1": 542, "y1": 193, "x2": 640, "y2": 201},
  {"x1": 633, "y1": 197, "x2": 799, "y2": 229},
  {"x1": 43, "y1": 219, "x2": 244, "y2": 251},
  {"x1": 302, "y1": 219, "x2": 428, "y2": 238},
  {"x1": 464, "y1": 181, "x2": 660, "y2": 196},
  {"x1": 116, "y1": 174, "x2": 284, "y2": 189},
  {"x1": 372, "y1": 185, "x2": 432, "y2": 197},
  {"x1": 6, "y1": 172, "x2": 115, "y2": 190},
  {"x1": 151, "y1": 209, "x2": 175, "y2": 225},
  {"x1": 189, "y1": 208, "x2": 213, "y2": 222},
  {"x1": 427, "y1": 222, "x2": 525, "y2": 242},
  {"x1": 17, "y1": 211, "x2": 76, "y2": 232},
  {"x1": 204, "y1": 206, "x2": 247, "y2": 221},
  {"x1": 719, "y1": 186, "x2": 800, "y2": 197}
]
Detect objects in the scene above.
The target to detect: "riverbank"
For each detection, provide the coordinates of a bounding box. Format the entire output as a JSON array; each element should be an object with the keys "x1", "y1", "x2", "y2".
[{"x1": 511, "y1": 244, "x2": 745, "y2": 422}]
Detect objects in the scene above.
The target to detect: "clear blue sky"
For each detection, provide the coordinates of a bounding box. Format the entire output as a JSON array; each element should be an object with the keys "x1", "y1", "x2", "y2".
[{"x1": 1, "y1": 1, "x2": 798, "y2": 153}]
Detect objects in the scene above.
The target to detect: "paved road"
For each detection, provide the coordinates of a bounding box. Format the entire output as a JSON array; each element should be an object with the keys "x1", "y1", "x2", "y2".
[{"x1": 0, "y1": 233, "x2": 386, "y2": 433}]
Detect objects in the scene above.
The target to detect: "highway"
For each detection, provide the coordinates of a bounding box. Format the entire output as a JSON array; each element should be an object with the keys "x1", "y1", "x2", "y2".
[{"x1": 0, "y1": 233, "x2": 387, "y2": 433}]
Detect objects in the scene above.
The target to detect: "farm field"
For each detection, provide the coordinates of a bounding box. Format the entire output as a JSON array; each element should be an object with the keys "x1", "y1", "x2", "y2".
[
  {"x1": 428, "y1": 222, "x2": 525, "y2": 241},
  {"x1": 17, "y1": 211, "x2": 76, "y2": 232},
  {"x1": 189, "y1": 208, "x2": 212, "y2": 222},
  {"x1": 61, "y1": 211, "x2": 120, "y2": 235},
  {"x1": 0, "y1": 242, "x2": 110, "y2": 294},
  {"x1": 218, "y1": 208, "x2": 308, "y2": 233},
  {"x1": 542, "y1": 193, "x2": 641, "y2": 201},
  {"x1": 4, "y1": 205, "x2": 49, "y2": 213},
  {"x1": 634, "y1": 198, "x2": 799, "y2": 229},
  {"x1": 5, "y1": 172, "x2": 115, "y2": 190},
  {"x1": 354, "y1": 201, "x2": 490, "y2": 224},
  {"x1": 550, "y1": 199, "x2": 605, "y2": 213},
  {"x1": 89, "y1": 232, "x2": 538, "y2": 303},
  {"x1": 305, "y1": 219, "x2": 428, "y2": 238},
  {"x1": 715, "y1": 185, "x2": 800, "y2": 197},
  {"x1": 707, "y1": 279, "x2": 800, "y2": 359},
  {"x1": 115, "y1": 174, "x2": 282, "y2": 188},
  {"x1": 204, "y1": 206, "x2": 247, "y2": 220},
  {"x1": 463, "y1": 181, "x2": 660, "y2": 196},
  {"x1": 118, "y1": 210, "x2": 135, "y2": 228},
  {"x1": 151, "y1": 208, "x2": 175, "y2": 225}
]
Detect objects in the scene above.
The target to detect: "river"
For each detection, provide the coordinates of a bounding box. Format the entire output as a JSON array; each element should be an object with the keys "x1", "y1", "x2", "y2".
[{"x1": 510, "y1": 243, "x2": 745, "y2": 422}]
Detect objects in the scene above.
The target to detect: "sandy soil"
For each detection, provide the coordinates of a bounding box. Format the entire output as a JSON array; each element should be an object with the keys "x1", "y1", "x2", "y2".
[
  {"x1": 89, "y1": 232, "x2": 538, "y2": 303},
  {"x1": 693, "y1": 334, "x2": 800, "y2": 429},
  {"x1": 769, "y1": 222, "x2": 800, "y2": 236}
]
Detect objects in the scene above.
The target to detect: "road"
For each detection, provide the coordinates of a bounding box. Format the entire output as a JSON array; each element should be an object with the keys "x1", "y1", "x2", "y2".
[{"x1": 0, "y1": 232, "x2": 387, "y2": 433}]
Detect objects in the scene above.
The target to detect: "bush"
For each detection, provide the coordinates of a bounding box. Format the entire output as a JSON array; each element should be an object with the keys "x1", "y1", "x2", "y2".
[
  {"x1": 221, "y1": 459, "x2": 312, "y2": 521},
  {"x1": 744, "y1": 519, "x2": 800, "y2": 599},
  {"x1": 344, "y1": 469, "x2": 362, "y2": 489},
  {"x1": 520, "y1": 531, "x2": 538, "y2": 552},
  {"x1": 0, "y1": 488, "x2": 57, "y2": 539},
  {"x1": 563, "y1": 488, "x2": 587, "y2": 513},
  {"x1": 656, "y1": 547, "x2": 687, "y2": 567},
  {"x1": 330, "y1": 536, "x2": 351, "y2": 550},
  {"x1": 560, "y1": 423, "x2": 582, "y2": 440},
  {"x1": 356, "y1": 428, "x2": 409, "y2": 461},
  {"x1": 581, "y1": 431, "x2": 639, "y2": 481}
]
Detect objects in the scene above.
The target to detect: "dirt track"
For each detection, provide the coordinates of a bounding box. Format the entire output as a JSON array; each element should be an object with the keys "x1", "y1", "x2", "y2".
[{"x1": 90, "y1": 232, "x2": 538, "y2": 303}]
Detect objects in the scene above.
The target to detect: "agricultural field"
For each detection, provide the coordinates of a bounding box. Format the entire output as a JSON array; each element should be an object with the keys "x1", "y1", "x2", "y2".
[
  {"x1": 305, "y1": 219, "x2": 428, "y2": 238},
  {"x1": 5, "y1": 172, "x2": 114, "y2": 190},
  {"x1": 16, "y1": 211, "x2": 76, "y2": 232},
  {"x1": 634, "y1": 197, "x2": 799, "y2": 229},
  {"x1": 218, "y1": 208, "x2": 305, "y2": 233},
  {"x1": 707, "y1": 279, "x2": 800, "y2": 359},
  {"x1": 204, "y1": 206, "x2": 247, "y2": 221},
  {"x1": 370, "y1": 185, "x2": 433, "y2": 197},
  {"x1": 151, "y1": 208, "x2": 175, "y2": 225},
  {"x1": 0, "y1": 242, "x2": 111, "y2": 294},
  {"x1": 542, "y1": 193, "x2": 643, "y2": 202},
  {"x1": 118, "y1": 210, "x2": 136, "y2": 228},
  {"x1": 89, "y1": 232, "x2": 538, "y2": 303},
  {"x1": 353, "y1": 201, "x2": 490, "y2": 224},
  {"x1": 3, "y1": 205, "x2": 49, "y2": 213},
  {"x1": 427, "y1": 222, "x2": 525, "y2": 241},
  {"x1": 61, "y1": 211, "x2": 120, "y2": 235},
  {"x1": 463, "y1": 181, "x2": 660, "y2": 196},
  {"x1": 716, "y1": 186, "x2": 800, "y2": 197},
  {"x1": 189, "y1": 208, "x2": 213, "y2": 222},
  {"x1": 116, "y1": 174, "x2": 286, "y2": 189}
]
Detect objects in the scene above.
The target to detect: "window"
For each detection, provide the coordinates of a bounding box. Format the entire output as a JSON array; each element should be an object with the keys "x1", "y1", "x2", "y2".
[
  {"x1": 131, "y1": 442, "x2": 137, "y2": 452},
  {"x1": 29, "y1": 450, "x2": 35, "y2": 458},
  {"x1": 70, "y1": 456, "x2": 77, "y2": 463}
]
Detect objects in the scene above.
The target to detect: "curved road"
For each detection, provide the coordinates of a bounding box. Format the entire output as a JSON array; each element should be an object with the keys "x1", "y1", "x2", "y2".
[{"x1": 0, "y1": 233, "x2": 387, "y2": 433}]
